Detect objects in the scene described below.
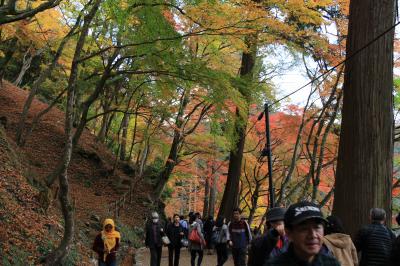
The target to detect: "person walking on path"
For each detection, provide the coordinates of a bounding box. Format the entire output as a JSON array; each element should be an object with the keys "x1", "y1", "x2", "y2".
[
  {"x1": 266, "y1": 201, "x2": 340, "y2": 266},
  {"x1": 213, "y1": 217, "x2": 231, "y2": 266},
  {"x1": 188, "y1": 214, "x2": 206, "y2": 266},
  {"x1": 93, "y1": 218, "x2": 121, "y2": 266},
  {"x1": 228, "y1": 208, "x2": 252, "y2": 266},
  {"x1": 145, "y1": 212, "x2": 165, "y2": 266},
  {"x1": 354, "y1": 208, "x2": 395, "y2": 266},
  {"x1": 322, "y1": 215, "x2": 358, "y2": 266},
  {"x1": 248, "y1": 207, "x2": 289, "y2": 266},
  {"x1": 392, "y1": 212, "x2": 400, "y2": 266},
  {"x1": 166, "y1": 214, "x2": 185, "y2": 266},
  {"x1": 204, "y1": 215, "x2": 215, "y2": 254}
]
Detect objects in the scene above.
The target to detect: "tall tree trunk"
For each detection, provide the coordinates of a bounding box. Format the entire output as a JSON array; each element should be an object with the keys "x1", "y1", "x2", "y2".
[
  {"x1": 42, "y1": 0, "x2": 102, "y2": 263},
  {"x1": 332, "y1": 0, "x2": 394, "y2": 236},
  {"x1": 128, "y1": 111, "x2": 138, "y2": 161},
  {"x1": 97, "y1": 99, "x2": 112, "y2": 142},
  {"x1": 153, "y1": 90, "x2": 189, "y2": 199},
  {"x1": 218, "y1": 35, "x2": 257, "y2": 221},
  {"x1": 203, "y1": 176, "x2": 210, "y2": 218},
  {"x1": 209, "y1": 173, "x2": 218, "y2": 218},
  {"x1": 120, "y1": 112, "x2": 130, "y2": 161}
]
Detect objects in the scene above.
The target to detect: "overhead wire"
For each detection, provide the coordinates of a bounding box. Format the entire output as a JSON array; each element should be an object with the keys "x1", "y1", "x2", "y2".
[
  {"x1": 270, "y1": 19, "x2": 400, "y2": 107},
  {"x1": 247, "y1": 18, "x2": 400, "y2": 139}
]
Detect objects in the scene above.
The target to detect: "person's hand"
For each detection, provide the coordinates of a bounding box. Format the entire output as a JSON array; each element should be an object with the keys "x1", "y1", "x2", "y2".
[
  {"x1": 228, "y1": 240, "x2": 233, "y2": 247},
  {"x1": 180, "y1": 232, "x2": 184, "y2": 236}
]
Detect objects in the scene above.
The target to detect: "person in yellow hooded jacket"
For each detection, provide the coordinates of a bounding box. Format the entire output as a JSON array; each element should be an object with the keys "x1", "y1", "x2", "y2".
[{"x1": 93, "y1": 218, "x2": 121, "y2": 266}]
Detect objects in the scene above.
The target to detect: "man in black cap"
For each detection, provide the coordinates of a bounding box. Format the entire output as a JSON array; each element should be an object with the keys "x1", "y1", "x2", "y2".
[
  {"x1": 248, "y1": 207, "x2": 289, "y2": 266},
  {"x1": 266, "y1": 201, "x2": 340, "y2": 266},
  {"x1": 354, "y1": 207, "x2": 395, "y2": 266}
]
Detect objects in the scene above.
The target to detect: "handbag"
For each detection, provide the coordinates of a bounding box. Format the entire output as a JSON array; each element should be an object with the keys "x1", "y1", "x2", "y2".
[
  {"x1": 180, "y1": 238, "x2": 189, "y2": 247},
  {"x1": 162, "y1": 236, "x2": 170, "y2": 245},
  {"x1": 188, "y1": 227, "x2": 201, "y2": 244}
]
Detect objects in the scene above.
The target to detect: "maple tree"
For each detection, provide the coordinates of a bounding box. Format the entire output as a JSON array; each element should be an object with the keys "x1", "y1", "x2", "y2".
[{"x1": 0, "y1": 0, "x2": 62, "y2": 25}]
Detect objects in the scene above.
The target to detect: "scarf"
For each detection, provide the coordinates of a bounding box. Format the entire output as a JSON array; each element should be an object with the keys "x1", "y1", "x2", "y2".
[{"x1": 101, "y1": 218, "x2": 121, "y2": 261}]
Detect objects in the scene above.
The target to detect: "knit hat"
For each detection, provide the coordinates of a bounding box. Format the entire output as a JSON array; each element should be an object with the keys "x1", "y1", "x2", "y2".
[
  {"x1": 284, "y1": 201, "x2": 327, "y2": 227},
  {"x1": 266, "y1": 207, "x2": 286, "y2": 222}
]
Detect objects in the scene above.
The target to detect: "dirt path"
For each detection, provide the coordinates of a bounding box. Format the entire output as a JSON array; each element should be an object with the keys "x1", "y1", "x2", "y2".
[{"x1": 134, "y1": 247, "x2": 235, "y2": 266}]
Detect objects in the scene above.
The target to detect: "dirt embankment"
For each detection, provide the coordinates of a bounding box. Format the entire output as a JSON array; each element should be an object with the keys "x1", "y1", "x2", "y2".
[{"x1": 0, "y1": 81, "x2": 152, "y2": 264}]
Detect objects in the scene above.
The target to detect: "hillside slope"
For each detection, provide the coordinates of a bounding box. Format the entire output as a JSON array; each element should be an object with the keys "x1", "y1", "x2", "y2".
[{"x1": 0, "y1": 81, "x2": 151, "y2": 264}]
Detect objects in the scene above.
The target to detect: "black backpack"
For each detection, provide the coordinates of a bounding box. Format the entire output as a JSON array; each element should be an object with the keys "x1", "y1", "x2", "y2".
[{"x1": 211, "y1": 227, "x2": 223, "y2": 244}]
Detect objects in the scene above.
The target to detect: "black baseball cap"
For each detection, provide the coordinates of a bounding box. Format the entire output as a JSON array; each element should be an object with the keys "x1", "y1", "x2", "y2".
[
  {"x1": 266, "y1": 207, "x2": 286, "y2": 222},
  {"x1": 284, "y1": 201, "x2": 328, "y2": 227}
]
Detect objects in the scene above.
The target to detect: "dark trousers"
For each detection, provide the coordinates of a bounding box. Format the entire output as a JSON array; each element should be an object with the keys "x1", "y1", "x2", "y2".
[
  {"x1": 99, "y1": 261, "x2": 117, "y2": 266},
  {"x1": 190, "y1": 249, "x2": 204, "y2": 266},
  {"x1": 150, "y1": 246, "x2": 162, "y2": 266},
  {"x1": 215, "y1": 243, "x2": 228, "y2": 266},
  {"x1": 232, "y1": 247, "x2": 246, "y2": 266},
  {"x1": 168, "y1": 245, "x2": 181, "y2": 266}
]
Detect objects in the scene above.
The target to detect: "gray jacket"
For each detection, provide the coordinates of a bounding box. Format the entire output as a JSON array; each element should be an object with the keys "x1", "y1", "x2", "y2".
[
  {"x1": 188, "y1": 222, "x2": 205, "y2": 250},
  {"x1": 213, "y1": 224, "x2": 230, "y2": 244}
]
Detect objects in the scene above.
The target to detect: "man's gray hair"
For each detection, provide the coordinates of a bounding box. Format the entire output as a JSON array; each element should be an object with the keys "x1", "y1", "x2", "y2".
[
  {"x1": 370, "y1": 208, "x2": 386, "y2": 221},
  {"x1": 151, "y1": 211, "x2": 159, "y2": 219}
]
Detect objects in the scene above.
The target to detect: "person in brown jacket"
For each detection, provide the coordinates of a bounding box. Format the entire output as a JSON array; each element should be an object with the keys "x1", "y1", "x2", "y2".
[{"x1": 323, "y1": 216, "x2": 358, "y2": 266}]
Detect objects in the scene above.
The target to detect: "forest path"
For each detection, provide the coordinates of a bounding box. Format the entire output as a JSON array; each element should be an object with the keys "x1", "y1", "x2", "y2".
[{"x1": 134, "y1": 247, "x2": 235, "y2": 266}]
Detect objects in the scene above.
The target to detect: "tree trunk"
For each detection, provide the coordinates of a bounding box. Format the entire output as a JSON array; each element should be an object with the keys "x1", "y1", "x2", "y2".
[
  {"x1": 209, "y1": 173, "x2": 218, "y2": 218},
  {"x1": 97, "y1": 99, "x2": 112, "y2": 142},
  {"x1": 153, "y1": 90, "x2": 189, "y2": 199},
  {"x1": 218, "y1": 35, "x2": 257, "y2": 221},
  {"x1": 332, "y1": 0, "x2": 394, "y2": 236},
  {"x1": 42, "y1": 0, "x2": 102, "y2": 263},
  {"x1": 203, "y1": 176, "x2": 210, "y2": 218},
  {"x1": 13, "y1": 46, "x2": 34, "y2": 87},
  {"x1": 15, "y1": 11, "x2": 82, "y2": 146},
  {"x1": 119, "y1": 112, "x2": 130, "y2": 161}
]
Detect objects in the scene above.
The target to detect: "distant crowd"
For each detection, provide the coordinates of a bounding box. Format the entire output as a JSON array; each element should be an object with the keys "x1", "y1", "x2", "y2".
[{"x1": 91, "y1": 201, "x2": 400, "y2": 266}]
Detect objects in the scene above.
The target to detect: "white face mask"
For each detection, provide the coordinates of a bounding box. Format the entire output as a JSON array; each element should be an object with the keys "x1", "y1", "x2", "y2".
[{"x1": 152, "y1": 218, "x2": 159, "y2": 223}]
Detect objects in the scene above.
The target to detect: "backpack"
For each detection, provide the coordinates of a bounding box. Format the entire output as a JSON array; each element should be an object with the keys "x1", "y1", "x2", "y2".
[{"x1": 211, "y1": 227, "x2": 223, "y2": 244}]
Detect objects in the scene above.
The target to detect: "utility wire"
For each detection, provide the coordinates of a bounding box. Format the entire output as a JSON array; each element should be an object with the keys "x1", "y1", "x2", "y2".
[
  {"x1": 270, "y1": 19, "x2": 400, "y2": 106},
  {"x1": 249, "y1": 19, "x2": 400, "y2": 137}
]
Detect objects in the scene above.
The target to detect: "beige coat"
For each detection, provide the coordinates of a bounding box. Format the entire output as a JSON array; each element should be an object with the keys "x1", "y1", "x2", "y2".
[{"x1": 323, "y1": 233, "x2": 358, "y2": 266}]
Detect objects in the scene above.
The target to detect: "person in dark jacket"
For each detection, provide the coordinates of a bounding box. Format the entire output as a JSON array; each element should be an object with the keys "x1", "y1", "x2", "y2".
[
  {"x1": 266, "y1": 201, "x2": 340, "y2": 266},
  {"x1": 166, "y1": 214, "x2": 185, "y2": 266},
  {"x1": 354, "y1": 208, "x2": 395, "y2": 266},
  {"x1": 93, "y1": 218, "x2": 121, "y2": 266},
  {"x1": 248, "y1": 207, "x2": 289, "y2": 266},
  {"x1": 228, "y1": 208, "x2": 252, "y2": 266},
  {"x1": 145, "y1": 212, "x2": 164, "y2": 266},
  {"x1": 204, "y1": 215, "x2": 215, "y2": 254},
  {"x1": 392, "y1": 212, "x2": 400, "y2": 266}
]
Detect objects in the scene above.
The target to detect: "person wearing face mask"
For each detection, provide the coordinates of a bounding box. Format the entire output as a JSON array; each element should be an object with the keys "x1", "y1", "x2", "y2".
[
  {"x1": 93, "y1": 218, "x2": 121, "y2": 266},
  {"x1": 145, "y1": 212, "x2": 164, "y2": 266},
  {"x1": 266, "y1": 201, "x2": 340, "y2": 266}
]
